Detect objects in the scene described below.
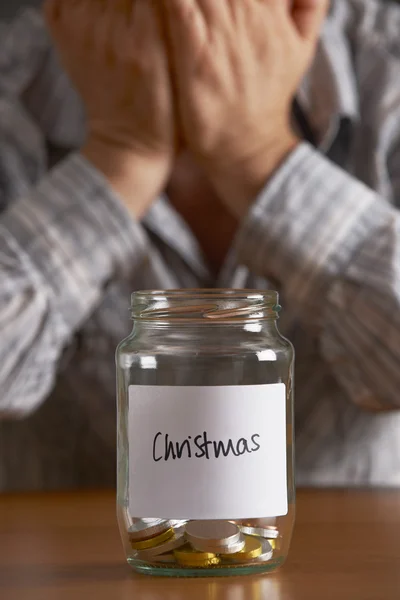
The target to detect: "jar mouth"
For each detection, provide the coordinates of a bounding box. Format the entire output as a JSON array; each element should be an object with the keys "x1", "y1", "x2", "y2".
[{"x1": 131, "y1": 289, "x2": 281, "y2": 323}]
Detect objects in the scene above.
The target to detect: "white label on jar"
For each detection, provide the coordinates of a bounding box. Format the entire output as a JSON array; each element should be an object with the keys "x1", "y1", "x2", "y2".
[{"x1": 128, "y1": 384, "x2": 288, "y2": 520}]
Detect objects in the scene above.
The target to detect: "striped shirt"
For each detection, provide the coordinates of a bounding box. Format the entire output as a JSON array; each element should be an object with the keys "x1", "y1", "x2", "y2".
[{"x1": 1, "y1": 0, "x2": 400, "y2": 491}]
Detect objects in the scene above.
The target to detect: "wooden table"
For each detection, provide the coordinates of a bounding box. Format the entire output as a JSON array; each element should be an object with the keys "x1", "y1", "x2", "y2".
[{"x1": 0, "y1": 490, "x2": 399, "y2": 600}]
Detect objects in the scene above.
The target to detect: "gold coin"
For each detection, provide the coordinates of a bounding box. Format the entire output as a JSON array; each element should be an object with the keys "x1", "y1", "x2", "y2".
[
  {"x1": 179, "y1": 557, "x2": 220, "y2": 568},
  {"x1": 222, "y1": 535, "x2": 263, "y2": 562},
  {"x1": 131, "y1": 528, "x2": 174, "y2": 550},
  {"x1": 137, "y1": 526, "x2": 187, "y2": 559},
  {"x1": 268, "y1": 538, "x2": 276, "y2": 550},
  {"x1": 128, "y1": 519, "x2": 170, "y2": 542},
  {"x1": 174, "y1": 547, "x2": 220, "y2": 567}
]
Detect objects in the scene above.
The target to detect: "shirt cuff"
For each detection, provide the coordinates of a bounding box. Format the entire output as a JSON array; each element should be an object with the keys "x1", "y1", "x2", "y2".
[
  {"x1": 235, "y1": 143, "x2": 392, "y2": 318},
  {"x1": 1, "y1": 152, "x2": 148, "y2": 331}
]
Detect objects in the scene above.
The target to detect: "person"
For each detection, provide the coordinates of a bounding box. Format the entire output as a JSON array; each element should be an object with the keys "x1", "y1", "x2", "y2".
[{"x1": 1, "y1": 0, "x2": 400, "y2": 491}]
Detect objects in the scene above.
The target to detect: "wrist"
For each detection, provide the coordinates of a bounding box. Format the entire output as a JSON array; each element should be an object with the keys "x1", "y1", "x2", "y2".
[
  {"x1": 81, "y1": 136, "x2": 172, "y2": 219},
  {"x1": 205, "y1": 130, "x2": 299, "y2": 220}
]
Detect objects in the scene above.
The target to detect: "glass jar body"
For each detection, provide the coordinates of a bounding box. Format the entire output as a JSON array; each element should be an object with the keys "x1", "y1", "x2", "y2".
[{"x1": 116, "y1": 293, "x2": 295, "y2": 578}]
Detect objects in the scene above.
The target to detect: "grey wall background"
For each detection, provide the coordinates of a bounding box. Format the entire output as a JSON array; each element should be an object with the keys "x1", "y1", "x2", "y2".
[{"x1": 0, "y1": 0, "x2": 42, "y2": 20}]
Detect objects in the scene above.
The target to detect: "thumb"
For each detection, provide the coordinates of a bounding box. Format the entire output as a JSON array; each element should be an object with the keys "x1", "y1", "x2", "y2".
[{"x1": 291, "y1": 0, "x2": 329, "y2": 41}]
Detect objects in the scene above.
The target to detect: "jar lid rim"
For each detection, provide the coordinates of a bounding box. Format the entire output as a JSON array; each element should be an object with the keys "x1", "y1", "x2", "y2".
[
  {"x1": 131, "y1": 289, "x2": 278, "y2": 302},
  {"x1": 130, "y1": 289, "x2": 280, "y2": 322}
]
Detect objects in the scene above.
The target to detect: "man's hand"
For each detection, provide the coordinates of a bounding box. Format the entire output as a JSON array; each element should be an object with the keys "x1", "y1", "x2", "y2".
[
  {"x1": 45, "y1": 0, "x2": 176, "y2": 218},
  {"x1": 161, "y1": 0, "x2": 328, "y2": 218}
]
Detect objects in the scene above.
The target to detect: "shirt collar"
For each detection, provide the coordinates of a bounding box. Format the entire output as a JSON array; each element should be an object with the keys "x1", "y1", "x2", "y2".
[
  {"x1": 144, "y1": 194, "x2": 213, "y2": 282},
  {"x1": 298, "y1": 16, "x2": 359, "y2": 150}
]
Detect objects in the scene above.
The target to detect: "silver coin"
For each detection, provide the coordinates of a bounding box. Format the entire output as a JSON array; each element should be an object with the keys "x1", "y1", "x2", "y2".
[
  {"x1": 168, "y1": 519, "x2": 189, "y2": 528},
  {"x1": 131, "y1": 517, "x2": 163, "y2": 525},
  {"x1": 244, "y1": 539, "x2": 273, "y2": 564},
  {"x1": 216, "y1": 533, "x2": 246, "y2": 555},
  {"x1": 140, "y1": 518, "x2": 162, "y2": 524},
  {"x1": 239, "y1": 525, "x2": 279, "y2": 539},
  {"x1": 137, "y1": 526, "x2": 187, "y2": 559},
  {"x1": 185, "y1": 520, "x2": 241, "y2": 552},
  {"x1": 128, "y1": 518, "x2": 170, "y2": 541},
  {"x1": 136, "y1": 518, "x2": 187, "y2": 529}
]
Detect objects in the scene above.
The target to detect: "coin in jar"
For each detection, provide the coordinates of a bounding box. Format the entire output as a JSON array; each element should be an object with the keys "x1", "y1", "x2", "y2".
[
  {"x1": 174, "y1": 547, "x2": 220, "y2": 567},
  {"x1": 222, "y1": 534, "x2": 263, "y2": 562},
  {"x1": 138, "y1": 526, "x2": 187, "y2": 559},
  {"x1": 185, "y1": 520, "x2": 241, "y2": 552},
  {"x1": 216, "y1": 534, "x2": 246, "y2": 554},
  {"x1": 168, "y1": 519, "x2": 188, "y2": 528},
  {"x1": 131, "y1": 527, "x2": 175, "y2": 550},
  {"x1": 248, "y1": 538, "x2": 273, "y2": 563},
  {"x1": 128, "y1": 519, "x2": 171, "y2": 542},
  {"x1": 239, "y1": 525, "x2": 279, "y2": 540}
]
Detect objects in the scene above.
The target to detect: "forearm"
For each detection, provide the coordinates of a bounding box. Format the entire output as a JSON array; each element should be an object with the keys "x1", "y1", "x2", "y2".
[
  {"x1": 206, "y1": 129, "x2": 299, "y2": 220},
  {"x1": 82, "y1": 136, "x2": 171, "y2": 220},
  {"x1": 0, "y1": 153, "x2": 149, "y2": 418},
  {"x1": 235, "y1": 143, "x2": 400, "y2": 410}
]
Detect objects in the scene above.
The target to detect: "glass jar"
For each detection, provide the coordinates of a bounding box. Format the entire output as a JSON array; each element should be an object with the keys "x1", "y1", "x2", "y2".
[{"x1": 116, "y1": 289, "x2": 295, "y2": 577}]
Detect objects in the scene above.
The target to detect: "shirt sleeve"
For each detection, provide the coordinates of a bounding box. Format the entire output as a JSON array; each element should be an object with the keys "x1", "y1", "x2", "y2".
[
  {"x1": 0, "y1": 153, "x2": 149, "y2": 418},
  {"x1": 235, "y1": 142, "x2": 400, "y2": 411}
]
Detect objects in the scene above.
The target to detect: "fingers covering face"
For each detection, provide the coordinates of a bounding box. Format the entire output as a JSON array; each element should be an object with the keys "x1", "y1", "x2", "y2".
[{"x1": 159, "y1": 0, "x2": 208, "y2": 72}]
